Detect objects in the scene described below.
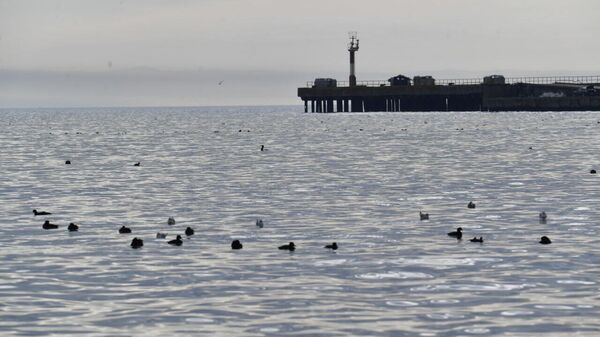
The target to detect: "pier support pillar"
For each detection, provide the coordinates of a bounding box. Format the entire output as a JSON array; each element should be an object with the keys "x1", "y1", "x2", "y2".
[
  {"x1": 351, "y1": 99, "x2": 359, "y2": 112},
  {"x1": 304, "y1": 100, "x2": 308, "y2": 113},
  {"x1": 374, "y1": 98, "x2": 383, "y2": 112},
  {"x1": 365, "y1": 98, "x2": 375, "y2": 112}
]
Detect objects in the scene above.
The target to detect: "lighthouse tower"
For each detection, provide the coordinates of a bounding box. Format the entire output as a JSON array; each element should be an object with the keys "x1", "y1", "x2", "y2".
[{"x1": 348, "y1": 32, "x2": 359, "y2": 87}]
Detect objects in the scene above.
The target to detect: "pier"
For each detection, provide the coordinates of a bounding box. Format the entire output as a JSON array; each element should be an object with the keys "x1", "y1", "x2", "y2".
[{"x1": 298, "y1": 33, "x2": 600, "y2": 112}]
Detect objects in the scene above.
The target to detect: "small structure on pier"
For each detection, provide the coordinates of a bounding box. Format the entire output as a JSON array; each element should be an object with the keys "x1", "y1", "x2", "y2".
[
  {"x1": 413, "y1": 76, "x2": 435, "y2": 86},
  {"x1": 313, "y1": 78, "x2": 337, "y2": 88},
  {"x1": 388, "y1": 75, "x2": 411, "y2": 86},
  {"x1": 348, "y1": 32, "x2": 359, "y2": 87}
]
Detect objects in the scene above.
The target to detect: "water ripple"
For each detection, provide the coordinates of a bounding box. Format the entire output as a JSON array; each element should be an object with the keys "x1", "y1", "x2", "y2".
[{"x1": 1, "y1": 108, "x2": 600, "y2": 336}]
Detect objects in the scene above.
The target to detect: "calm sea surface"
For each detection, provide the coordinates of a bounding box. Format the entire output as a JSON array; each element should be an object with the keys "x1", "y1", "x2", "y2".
[{"x1": 1, "y1": 107, "x2": 599, "y2": 336}]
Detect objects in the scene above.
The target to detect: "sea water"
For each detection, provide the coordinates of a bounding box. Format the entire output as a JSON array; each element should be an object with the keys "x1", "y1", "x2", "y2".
[{"x1": 0, "y1": 107, "x2": 599, "y2": 336}]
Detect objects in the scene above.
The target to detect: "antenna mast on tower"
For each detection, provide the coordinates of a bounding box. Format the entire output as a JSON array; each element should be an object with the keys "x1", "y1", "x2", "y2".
[{"x1": 348, "y1": 32, "x2": 359, "y2": 87}]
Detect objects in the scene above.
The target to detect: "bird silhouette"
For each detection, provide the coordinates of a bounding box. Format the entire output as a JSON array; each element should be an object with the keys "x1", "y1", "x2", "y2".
[
  {"x1": 231, "y1": 240, "x2": 243, "y2": 250},
  {"x1": 447, "y1": 227, "x2": 463, "y2": 239},
  {"x1": 279, "y1": 242, "x2": 295, "y2": 251},
  {"x1": 131, "y1": 238, "x2": 144, "y2": 249},
  {"x1": 168, "y1": 235, "x2": 183, "y2": 246}
]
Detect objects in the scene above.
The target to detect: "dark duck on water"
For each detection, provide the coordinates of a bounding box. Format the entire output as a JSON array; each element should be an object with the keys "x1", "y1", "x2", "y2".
[
  {"x1": 168, "y1": 235, "x2": 183, "y2": 246},
  {"x1": 278, "y1": 242, "x2": 295, "y2": 251},
  {"x1": 42, "y1": 220, "x2": 58, "y2": 230},
  {"x1": 33, "y1": 209, "x2": 51, "y2": 216},
  {"x1": 130, "y1": 238, "x2": 144, "y2": 249},
  {"x1": 448, "y1": 227, "x2": 463, "y2": 239},
  {"x1": 119, "y1": 226, "x2": 132, "y2": 234},
  {"x1": 231, "y1": 240, "x2": 243, "y2": 250}
]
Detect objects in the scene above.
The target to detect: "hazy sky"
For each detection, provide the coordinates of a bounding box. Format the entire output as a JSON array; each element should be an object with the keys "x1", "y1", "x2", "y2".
[{"x1": 1, "y1": 0, "x2": 599, "y2": 107}]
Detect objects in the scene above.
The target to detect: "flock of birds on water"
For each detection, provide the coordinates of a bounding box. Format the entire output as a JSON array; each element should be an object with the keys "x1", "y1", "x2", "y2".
[
  {"x1": 33, "y1": 199, "x2": 556, "y2": 251},
  {"x1": 34, "y1": 145, "x2": 600, "y2": 251},
  {"x1": 34, "y1": 209, "x2": 331, "y2": 251}
]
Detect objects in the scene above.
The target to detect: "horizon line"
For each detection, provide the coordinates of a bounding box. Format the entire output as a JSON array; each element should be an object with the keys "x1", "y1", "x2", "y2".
[{"x1": 0, "y1": 104, "x2": 304, "y2": 110}]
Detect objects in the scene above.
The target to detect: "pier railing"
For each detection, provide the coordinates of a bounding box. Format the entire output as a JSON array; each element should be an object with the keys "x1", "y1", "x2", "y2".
[
  {"x1": 305, "y1": 75, "x2": 600, "y2": 88},
  {"x1": 504, "y1": 76, "x2": 600, "y2": 85}
]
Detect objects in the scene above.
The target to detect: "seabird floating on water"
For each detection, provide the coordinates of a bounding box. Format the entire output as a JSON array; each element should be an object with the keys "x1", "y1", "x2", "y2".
[
  {"x1": 278, "y1": 242, "x2": 295, "y2": 251},
  {"x1": 42, "y1": 220, "x2": 58, "y2": 230},
  {"x1": 168, "y1": 235, "x2": 183, "y2": 246},
  {"x1": 231, "y1": 240, "x2": 243, "y2": 250},
  {"x1": 447, "y1": 227, "x2": 463, "y2": 239},
  {"x1": 131, "y1": 238, "x2": 144, "y2": 249},
  {"x1": 119, "y1": 226, "x2": 131, "y2": 234}
]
